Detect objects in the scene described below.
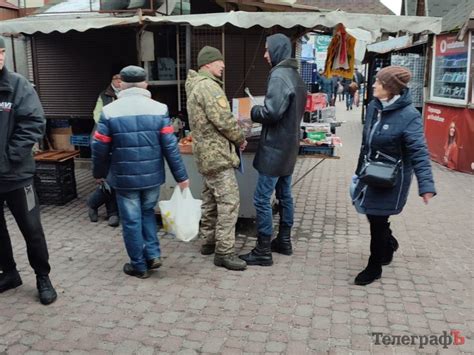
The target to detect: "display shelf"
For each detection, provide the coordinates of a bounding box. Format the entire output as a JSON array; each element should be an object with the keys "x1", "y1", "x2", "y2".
[
  {"x1": 438, "y1": 66, "x2": 468, "y2": 69},
  {"x1": 436, "y1": 81, "x2": 467, "y2": 84}
]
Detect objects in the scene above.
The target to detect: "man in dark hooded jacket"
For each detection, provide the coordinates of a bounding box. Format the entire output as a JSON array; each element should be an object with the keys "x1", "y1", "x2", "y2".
[
  {"x1": 239, "y1": 34, "x2": 307, "y2": 266},
  {"x1": 0, "y1": 36, "x2": 57, "y2": 304}
]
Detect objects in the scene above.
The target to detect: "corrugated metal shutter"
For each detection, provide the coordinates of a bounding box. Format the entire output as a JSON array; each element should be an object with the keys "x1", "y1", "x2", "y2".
[{"x1": 33, "y1": 29, "x2": 137, "y2": 119}]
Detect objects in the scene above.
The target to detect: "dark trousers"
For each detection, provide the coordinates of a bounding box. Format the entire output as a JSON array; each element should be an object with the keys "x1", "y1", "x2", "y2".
[
  {"x1": 0, "y1": 185, "x2": 51, "y2": 276},
  {"x1": 367, "y1": 214, "x2": 391, "y2": 265},
  {"x1": 87, "y1": 186, "x2": 118, "y2": 218}
]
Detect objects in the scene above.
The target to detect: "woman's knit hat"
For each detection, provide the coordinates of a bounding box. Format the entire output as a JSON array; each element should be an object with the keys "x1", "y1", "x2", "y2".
[{"x1": 376, "y1": 66, "x2": 412, "y2": 95}]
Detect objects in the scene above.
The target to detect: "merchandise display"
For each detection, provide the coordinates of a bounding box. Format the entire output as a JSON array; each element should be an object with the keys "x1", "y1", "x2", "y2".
[
  {"x1": 391, "y1": 54, "x2": 425, "y2": 107},
  {"x1": 433, "y1": 56, "x2": 468, "y2": 100},
  {"x1": 430, "y1": 33, "x2": 470, "y2": 104}
]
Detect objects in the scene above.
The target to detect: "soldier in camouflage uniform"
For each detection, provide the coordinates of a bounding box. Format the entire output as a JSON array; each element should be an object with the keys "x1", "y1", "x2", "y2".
[{"x1": 185, "y1": 46, "x2": 247, "y2": 271}]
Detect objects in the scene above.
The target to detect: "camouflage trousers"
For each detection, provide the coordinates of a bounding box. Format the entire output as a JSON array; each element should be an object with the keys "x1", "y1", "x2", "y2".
[{"x1": 200, "y1": 168, "x2": 240, "y2": 255}]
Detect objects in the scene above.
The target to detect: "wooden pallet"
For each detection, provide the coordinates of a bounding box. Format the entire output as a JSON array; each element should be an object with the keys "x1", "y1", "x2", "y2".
[{"x1": 34, "y1": 150, "x2": 80, "y2": 162}]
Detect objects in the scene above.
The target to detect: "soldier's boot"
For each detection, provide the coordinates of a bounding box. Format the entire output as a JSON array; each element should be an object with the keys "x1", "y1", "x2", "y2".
[
  {"x1": 239, "y1": 234, "x2": 273, "y2": 266},
  {"x1": 271, "y1": 225, "x2": 293, "y2": 255},
  {"x1": 200, "y1": 243, "x2": 216, "y2": 255},
  {"x1": 214, "y1": 253, "x2": 247, "y2": 271}
]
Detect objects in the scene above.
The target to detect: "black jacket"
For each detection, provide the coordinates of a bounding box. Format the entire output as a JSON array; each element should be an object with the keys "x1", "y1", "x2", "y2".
[
  {"x1": 0, "y1": 67, "x2": 46, "y2": 192},
  {"x1": 251, "y1": 34, "x2": 307, "y2": 177}
]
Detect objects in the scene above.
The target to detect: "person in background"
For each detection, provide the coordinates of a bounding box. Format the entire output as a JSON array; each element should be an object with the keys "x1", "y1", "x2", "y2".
[
  {"x1": 93, "y1": 74, "x2": 122, "y2": 123},
  {"x1": 317, "y1": 69, "x2": 335, "y2": 106},
  {"x1": 185, "y1": 46, "x2": 247, "y2": 271},
  {"x1": 351, "y1": 66, "x2": 436, "y2": 286},
  {"x1": 0, "y1": 36, "x2": 57, "y2": 305},
  {"x1": 346, "y1": 80, "x2": 359, "y2": 111},
  {"x1": 239, "y1": 34, "x2": 306, "y2": 266},
  {"x1": 92, "y1": 65, "x2": 189, "y2": 279},
  {"x1": 87, "y1": 74, "x2": 122, "y2": 227}
]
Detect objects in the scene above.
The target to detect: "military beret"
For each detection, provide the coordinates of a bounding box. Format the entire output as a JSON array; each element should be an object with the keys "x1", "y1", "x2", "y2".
[
  {"x1": 0, "y1": 36, "x2": 5, "y2": 49},
  {"x1": 120, "y1": 65, "x2": 146, "y2": 83}
]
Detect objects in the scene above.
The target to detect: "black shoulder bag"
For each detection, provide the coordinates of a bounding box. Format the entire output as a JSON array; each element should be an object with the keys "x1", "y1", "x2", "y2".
[
  {"x1": 359, "y1": 109, "x2": 402, "y2": 189},
  {"x1": 359, "y1": 150, "x2": 401, "y2": 188}
]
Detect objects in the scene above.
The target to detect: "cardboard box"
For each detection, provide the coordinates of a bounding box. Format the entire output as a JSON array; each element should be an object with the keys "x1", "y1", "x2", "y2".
[
  {"x1": 50, "y1": 127, "x2": 75, "y2": 151},
  {"x1": 232, "y1": 96, "x2": 265, "y2": 120}
]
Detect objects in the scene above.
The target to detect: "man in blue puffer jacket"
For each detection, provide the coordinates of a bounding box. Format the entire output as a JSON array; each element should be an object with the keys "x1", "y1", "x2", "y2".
[{"x1": 92, "y1": 65, "x2": 189, "y2": 279}]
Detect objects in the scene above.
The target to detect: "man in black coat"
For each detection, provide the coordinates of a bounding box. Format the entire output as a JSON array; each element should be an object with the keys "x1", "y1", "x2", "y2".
[
  {"x1": 239, "y1": 33, "x2": 307, "y2": 266},
  {"x1": 0, "y1": 37, "x2": 57, "y2": 304}
]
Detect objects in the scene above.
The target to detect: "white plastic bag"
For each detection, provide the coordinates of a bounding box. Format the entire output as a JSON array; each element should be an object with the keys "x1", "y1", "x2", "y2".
[{"x1": 159, "y1": 186, "x2": 202, "y2": 242}]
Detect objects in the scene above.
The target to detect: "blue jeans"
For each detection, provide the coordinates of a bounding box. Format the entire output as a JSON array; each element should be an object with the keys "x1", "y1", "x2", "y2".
[
  {"x1": 346, "y1": 92, "x2": 354, "y2": 109},
  {"x1": 116, "y1": 186, "x2": 161, "y2": 272},
  {"x1": 254, "y1": 174, "x2": 294, "y2": 237}
]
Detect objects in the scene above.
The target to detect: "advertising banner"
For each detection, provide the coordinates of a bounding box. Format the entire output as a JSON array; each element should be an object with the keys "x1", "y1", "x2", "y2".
[
  {"x1": 424, "y1": 103, "x2": 474, "y2": 174},
  {"x1": 314, "y1": 35, "x2": 331, "y2": 71}
]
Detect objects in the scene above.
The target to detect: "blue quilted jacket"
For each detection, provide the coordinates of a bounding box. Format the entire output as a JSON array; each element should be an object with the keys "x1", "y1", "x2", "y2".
[
  {"x1": 352, "y1": 89, "x2": 436, "y2": 216},
  {"x1": 91, "y1": 87, "x2": 188, "y2": 190}
]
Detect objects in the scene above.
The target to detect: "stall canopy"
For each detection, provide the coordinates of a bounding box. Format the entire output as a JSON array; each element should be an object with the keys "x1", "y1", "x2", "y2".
[{"x1": 0, "y1": 10, "x2": 443, "y2": 38}]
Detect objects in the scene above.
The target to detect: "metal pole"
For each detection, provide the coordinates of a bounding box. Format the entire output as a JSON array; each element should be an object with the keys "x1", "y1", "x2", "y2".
[
  {"x1": 185, "y1": 25, "x2": 191, "y2": 72},
  {"x1": 10, "y1": 36, "x2": 17, "y2": 72},
  {"x1": 177, "y1": 25, "x2": 181, "y2": 111}
]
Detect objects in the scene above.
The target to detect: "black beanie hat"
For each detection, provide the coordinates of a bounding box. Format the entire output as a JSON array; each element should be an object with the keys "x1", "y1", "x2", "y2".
[{"x1": 197, "y1": 46, "x2": 224, "y2": 68}]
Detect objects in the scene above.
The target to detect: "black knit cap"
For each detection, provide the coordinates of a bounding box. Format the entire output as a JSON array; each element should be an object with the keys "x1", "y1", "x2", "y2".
[
  {"x1": 0, "y1": 36, "x2": 5, "y2": 49},
  {"x1": 120, "y1": 65, "x2": 146, "y2": 83}
]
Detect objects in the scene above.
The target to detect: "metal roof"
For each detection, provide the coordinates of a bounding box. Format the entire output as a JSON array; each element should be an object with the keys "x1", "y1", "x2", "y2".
[
  {"x1": 441, "y1": 0, "x2": 474, "y2": 32},
  {"x1": 0, "y1": 10, "x2": 443, "y2": 37}
]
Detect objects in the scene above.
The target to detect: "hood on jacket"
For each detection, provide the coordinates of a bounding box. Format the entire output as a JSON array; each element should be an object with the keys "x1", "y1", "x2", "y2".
[{"x1": 266, "y1": 34, "x2": 292, "y2": 67}]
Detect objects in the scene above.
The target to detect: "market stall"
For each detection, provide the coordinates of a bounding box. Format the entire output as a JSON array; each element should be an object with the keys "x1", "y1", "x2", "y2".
[
  {"x1": 423, "y1": 6, "x2": 474, "y2": 174},
  {"x1": 0, "y1": 9, "x2": 443, "y2": 208},
  {"x1": 424, "y1": 31, "x2": 474, "y2": 174}
]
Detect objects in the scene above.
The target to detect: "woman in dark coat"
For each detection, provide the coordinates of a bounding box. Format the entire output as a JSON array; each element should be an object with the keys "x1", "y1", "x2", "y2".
[{"x1": 351, "y1": 66, "x2": 436, "y2": 285}]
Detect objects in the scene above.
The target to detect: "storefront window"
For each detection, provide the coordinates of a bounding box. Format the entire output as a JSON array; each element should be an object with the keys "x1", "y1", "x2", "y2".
[{"x1": 431, "y1": 32, "x2": 471, "y2": 104}]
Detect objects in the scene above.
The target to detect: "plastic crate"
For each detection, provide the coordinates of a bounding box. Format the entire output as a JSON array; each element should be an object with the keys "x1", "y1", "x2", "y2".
[
  {"x1": 70, "y1": 134, "x2": 90, "y2": 147},
  {"x1": 34, "y1": 159, "x2": 77, "y2": 205}
]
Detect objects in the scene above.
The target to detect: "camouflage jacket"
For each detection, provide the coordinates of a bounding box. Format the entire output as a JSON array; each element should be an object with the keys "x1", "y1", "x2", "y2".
[{"x1": 185, "y1": 69, "x2": 245, "y2": 175}]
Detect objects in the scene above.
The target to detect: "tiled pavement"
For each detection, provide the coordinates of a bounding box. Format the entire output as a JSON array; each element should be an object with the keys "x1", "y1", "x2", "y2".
[{"x1": 1, "y1": 101, "x2": 473, "y2": 354}]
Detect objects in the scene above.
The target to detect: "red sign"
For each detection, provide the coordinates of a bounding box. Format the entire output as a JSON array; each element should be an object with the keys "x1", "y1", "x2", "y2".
[
  {"x1": 435, "y1": 34, "x2": 469, "y2": 57},
  {"x1": 424, "y1": 103, "x2": 474, "y2": 174}
]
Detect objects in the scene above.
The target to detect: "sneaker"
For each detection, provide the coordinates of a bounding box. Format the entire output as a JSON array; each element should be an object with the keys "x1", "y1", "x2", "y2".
[
  {"x1": 107, "y1": 215, "x2": 119, "y2": 227},
  {"x1": 36, "y1": 275, "x2": 57, "y2": 305},
  {"x1": 123, "y1": 263, "x2": 150, "y2": 279},
  {"x1": 88, "y1": 208, "x2": 98, "y2": 223},
  {"x1": 147, "y1": 257, "x2": 162, "y2": 270},
  {"x1": 214, "y1": 253, "x2": 247, "y2": 271},
  {"x1": 0, "y1": 270, "x2": 22, "y2": 293},
  {"x1": 200, "y1": 243, "x2": 216, "y2": 255}
]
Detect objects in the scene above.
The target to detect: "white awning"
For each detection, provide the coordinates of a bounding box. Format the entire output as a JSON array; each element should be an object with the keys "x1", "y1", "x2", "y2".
[
  {"x1": 143, "y1": 11, "x2": 442, "y2": 35},
  {"x1": 0, "y1": 11, "x2": 442, "y2": 37},
  {"x1": 0, "y1": 13, "x2": 140, "y2": 35}
]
